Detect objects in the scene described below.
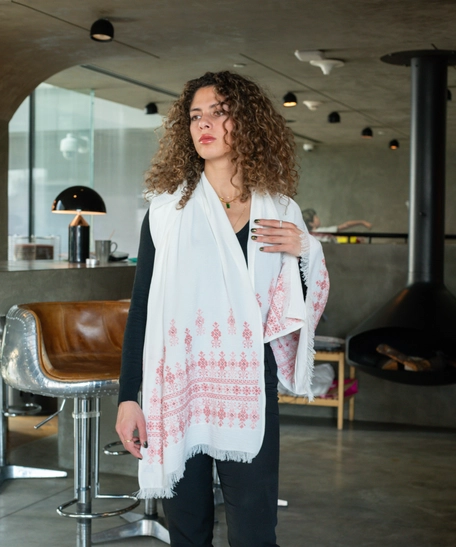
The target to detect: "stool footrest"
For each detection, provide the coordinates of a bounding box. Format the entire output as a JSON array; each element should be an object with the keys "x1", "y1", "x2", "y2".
[
  {"x1": 103, "y1": 440, "x2": 129, "y2": 456},
  {"x1": 4, "y1": 403, "x2": 42, "y2": 417},
  {"x1": 57, "y1": 494, "x2": 140, "y2": 520}
]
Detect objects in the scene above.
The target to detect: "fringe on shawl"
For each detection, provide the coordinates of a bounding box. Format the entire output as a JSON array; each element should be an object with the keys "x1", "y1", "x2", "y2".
[
  {"x1": 299, "y1": 232, "x2": 316, "y2": 402},
  {"x1": 135, "y1": 445, "x2": 258, "y2": 499}
]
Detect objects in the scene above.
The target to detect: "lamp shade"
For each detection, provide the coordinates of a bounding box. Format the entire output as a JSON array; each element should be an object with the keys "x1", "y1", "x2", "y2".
[
  {"x1": 145, "y1": 102, "x2": 158, "y2": 114},
  {"x1": 90, "y1": 19, "x2": 114, "y2": 42},
  {"x1": 389, "y1": 139, "x2": 400, "y2": 150},
  {"x1": 361, "y1": 127, "x2": 373, "y2": 138},
  {"x1": 328, "y1": 111, "x2": 340, "y2": 123},
  {"x1": 52, "y1": 186, "x2": 106, "y2": 215},
  {"x1": 283, "y1": 92, "x2": 298, "y2": 107}
]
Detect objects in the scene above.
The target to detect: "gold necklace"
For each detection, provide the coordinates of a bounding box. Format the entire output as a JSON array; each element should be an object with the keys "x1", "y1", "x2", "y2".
[
  {"x1": 232, "y1": 202, "x2": 248, "y2": 231},
  {"x1": 218, "y1": 194, "x2": 241, "y2": 209}
]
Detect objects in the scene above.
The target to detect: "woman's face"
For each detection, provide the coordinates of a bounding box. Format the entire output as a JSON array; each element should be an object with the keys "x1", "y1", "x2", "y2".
[
  {"x1": 311, "y1": 215, "x2": 321, "y2": 229},
  {"x1": 189, "y1": 86, "x2": 234, "y2": 163}
]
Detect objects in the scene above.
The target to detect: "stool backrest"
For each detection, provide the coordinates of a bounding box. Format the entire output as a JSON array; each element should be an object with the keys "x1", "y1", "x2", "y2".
[{"x1": 19, "y1": 301, "x2": 130, "y2": 369}]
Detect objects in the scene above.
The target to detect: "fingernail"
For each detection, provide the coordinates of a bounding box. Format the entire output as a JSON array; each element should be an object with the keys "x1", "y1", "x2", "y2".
[
  {"x1": 143, "y1": 441, "x2": 148, "y2": 448},
  {"x1": 259, "y1": 247, "x2": 264, "y2": 251},
  {"x1": 254, "y1": 219, "x2": 260, "y2": 223},
  {"x1": 251, "y1": 228, "x2": 257, "y2": 233},
  {"x1": 251, "y1": 235, "x2": 257, "y2": 240}
]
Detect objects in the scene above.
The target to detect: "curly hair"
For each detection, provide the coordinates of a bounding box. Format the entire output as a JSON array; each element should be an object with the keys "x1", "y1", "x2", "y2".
[{"x1": 145, "y1": 71, "x2": 298, "y2": 207}]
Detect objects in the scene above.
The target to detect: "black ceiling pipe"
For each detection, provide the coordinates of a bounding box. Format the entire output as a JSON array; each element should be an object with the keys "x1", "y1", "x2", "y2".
[{"x1": 347, "y1": 50, "x2": 456, "y2": 385}]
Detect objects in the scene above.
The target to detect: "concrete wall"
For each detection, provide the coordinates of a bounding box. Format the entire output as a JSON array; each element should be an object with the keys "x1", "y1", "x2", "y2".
[{"x1": 295, "y1": 142, "x2": 456, "y2": 234}]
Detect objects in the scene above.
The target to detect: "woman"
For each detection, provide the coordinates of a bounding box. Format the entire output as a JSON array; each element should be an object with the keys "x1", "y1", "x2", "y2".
[{"x1": 116, "y1": 71, "x2": 328, "y2": 547}]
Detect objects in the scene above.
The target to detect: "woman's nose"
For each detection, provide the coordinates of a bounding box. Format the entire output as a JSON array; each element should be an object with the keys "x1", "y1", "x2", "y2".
[{"x1": 198, "y1": 115, "x2": 211, "y2": 129}]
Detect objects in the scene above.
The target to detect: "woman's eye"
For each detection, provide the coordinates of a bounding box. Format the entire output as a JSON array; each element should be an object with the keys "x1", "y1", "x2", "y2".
[
  {"x1": 213, "y1": 110, "x2": 225, "y2": 117},
  {"x1": 190, "y1": 115, "x2": 200, "y2": 122}
]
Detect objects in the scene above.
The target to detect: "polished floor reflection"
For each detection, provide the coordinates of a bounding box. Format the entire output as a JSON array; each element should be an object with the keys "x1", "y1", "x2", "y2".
[{"x1": 1, "y1": 414, "x2": 455, "y2": 547}]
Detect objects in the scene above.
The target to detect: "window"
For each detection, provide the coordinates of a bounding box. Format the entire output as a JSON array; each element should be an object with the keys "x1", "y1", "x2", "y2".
[{"x1": 8, "y1": 82, "x2": 162, "y2": 260}]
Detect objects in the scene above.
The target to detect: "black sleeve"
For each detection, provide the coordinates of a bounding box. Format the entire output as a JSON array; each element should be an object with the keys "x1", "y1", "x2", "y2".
[
  {"x1": 299, "y1": 258, "x2": 308, "y2": 301},
  {"x1": 118, "y1": 210, "x2": 155, "y2": 404}
]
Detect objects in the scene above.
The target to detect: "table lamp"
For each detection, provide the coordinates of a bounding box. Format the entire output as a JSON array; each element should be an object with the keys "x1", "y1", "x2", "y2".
[{"x1": 52, "y1": 186, "x2": 106, "y2": 263}]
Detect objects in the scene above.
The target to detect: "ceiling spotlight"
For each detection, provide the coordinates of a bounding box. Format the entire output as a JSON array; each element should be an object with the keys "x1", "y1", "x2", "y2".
[
  {"x1": 145, "y1": 102, "x2": 158, "y2": 115},
  {"x1": 448, "y1": 89, "x2": 452, "y2": 101},
  {"x1": 328, "y1": 111, "x2": 340, "y2": 123},
  {"x1": 90, "y1": 19, "x2": 114, "y2": 42},
  {"x1": 310, "y1": 59, "x2": 344, "y2": 75},
  {"x1": 283, "y1": 92, "x2": 298, "y2": 107},
  {"x1": 303, "y1": 143, "x2": 314, "y2": 152},
  {"x1": 303, "y1": 100, "x2": 322, "y2": 111},
  {"x1": 361, "y1": 127, "x2": 373, "y2": 138},
  {"x1": 389, "y1": 139, "x2": 400, "y2": 150}
]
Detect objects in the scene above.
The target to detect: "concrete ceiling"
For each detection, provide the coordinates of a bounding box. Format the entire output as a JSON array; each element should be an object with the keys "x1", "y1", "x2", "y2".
[{"x1": 1, "y1": 0, "x2": 456, "y2": 148}]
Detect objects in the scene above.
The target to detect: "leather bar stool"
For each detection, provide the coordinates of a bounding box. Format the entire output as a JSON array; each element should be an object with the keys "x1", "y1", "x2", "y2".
[{"x1": 1, "y1": 301, "x2": 140, "y2": 546}]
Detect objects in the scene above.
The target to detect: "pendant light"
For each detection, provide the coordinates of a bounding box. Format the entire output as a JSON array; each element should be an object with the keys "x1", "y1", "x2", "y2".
[
  {"x1": 90, "y1": 19, "x2": 114, "y2": 42},
  {"x1": 389, "y1": 139, "x2": 400, "y2": 150},
  {"x1": 283, "y1": 92, "x2": 298, "y2": 107}
]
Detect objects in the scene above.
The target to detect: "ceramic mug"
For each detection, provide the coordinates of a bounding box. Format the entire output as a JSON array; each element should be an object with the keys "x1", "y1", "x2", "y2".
[{"x1": 94, "y1": 240, "x2": 118, "y2": 263}]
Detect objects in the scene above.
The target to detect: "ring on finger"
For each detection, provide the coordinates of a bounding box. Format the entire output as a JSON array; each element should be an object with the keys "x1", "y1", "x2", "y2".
[
  {"x1": 279, "y1": 220, "x2": 283, "y2": 229},
  {"x1": 124, "y1": 439, "x2": 133, "y2": 443}
]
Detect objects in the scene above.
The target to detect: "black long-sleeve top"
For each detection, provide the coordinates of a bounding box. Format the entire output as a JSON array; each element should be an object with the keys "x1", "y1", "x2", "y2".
[{"x1": 118, "y1": 210, "x2": 306, "y2": 404}]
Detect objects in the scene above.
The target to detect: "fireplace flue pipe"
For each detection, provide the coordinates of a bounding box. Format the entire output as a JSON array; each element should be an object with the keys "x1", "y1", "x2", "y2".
[
  {"x1": 382, "y1": 50, "x2": 456, "y2": 284},
  {"x1": 408, "y1": 53, "x2": 447, "y2": 285}
]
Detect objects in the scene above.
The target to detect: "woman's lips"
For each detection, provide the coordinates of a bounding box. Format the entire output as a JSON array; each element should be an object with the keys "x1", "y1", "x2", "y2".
[{"x1": 199, "y1": 135, "x2": 215, "y2": 144}]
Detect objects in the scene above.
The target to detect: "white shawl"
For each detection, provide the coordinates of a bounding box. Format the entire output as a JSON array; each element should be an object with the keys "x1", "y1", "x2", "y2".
[{"x1": 137, "y1": 173, "x2": 328, "y2": 498}]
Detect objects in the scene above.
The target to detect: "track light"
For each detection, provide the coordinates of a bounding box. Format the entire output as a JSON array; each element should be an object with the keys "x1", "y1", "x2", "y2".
[
  {"x1": 361, "y1": 127, "x2": 373, "y2": 138},
  {"x1": 328, "y1": 111, "x2": 340, "y2": 123},
  {"x1": 389, "y1": 139, "x2": 399, "y2": 150},
  {"x1": 283, "y1": 92, "x2": 297, "y2": 107},
  {"x1": 145, "y1": 102, "x2": 158, "y2": 115},
  {"x1": 90, "y1": 19, "x2": 114, "y2": 42}
]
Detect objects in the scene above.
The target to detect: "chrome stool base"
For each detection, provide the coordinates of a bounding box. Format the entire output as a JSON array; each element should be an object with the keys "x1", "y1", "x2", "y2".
[
  {"x1": 0, "y1": 464, "x2": 66, "y2": 487},
  {"x1": 92, "y1": 499, "x2": 170, "y2": 544}
]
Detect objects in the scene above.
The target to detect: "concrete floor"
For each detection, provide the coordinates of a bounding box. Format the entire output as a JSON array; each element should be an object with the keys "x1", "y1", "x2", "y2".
[{"x1": 1, "y1": 414, "x2": 455, "y2": 547}]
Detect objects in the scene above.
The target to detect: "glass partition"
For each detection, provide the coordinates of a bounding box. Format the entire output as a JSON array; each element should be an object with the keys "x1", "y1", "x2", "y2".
[{"x1": 8, "y1": 82, "x2": 162, "y2": 259}]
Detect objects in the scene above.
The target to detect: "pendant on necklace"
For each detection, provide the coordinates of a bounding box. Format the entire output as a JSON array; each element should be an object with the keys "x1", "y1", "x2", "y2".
[{"x1": 226, "y1": 203, "x2": 230, "y2": 209}]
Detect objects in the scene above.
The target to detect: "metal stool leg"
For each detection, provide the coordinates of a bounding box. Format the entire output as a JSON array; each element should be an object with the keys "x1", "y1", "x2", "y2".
[
  {"x1": 57, "y1": 398, "x2": 139, "y2": 547},
  {"x1": 92, "y1": 439, "x2": 169, "y2": 544}
]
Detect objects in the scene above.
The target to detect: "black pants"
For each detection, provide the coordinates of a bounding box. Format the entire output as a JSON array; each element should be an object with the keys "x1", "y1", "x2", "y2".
[{"x1": 162, "y1": 345, "x2": 280, "y2": 547}]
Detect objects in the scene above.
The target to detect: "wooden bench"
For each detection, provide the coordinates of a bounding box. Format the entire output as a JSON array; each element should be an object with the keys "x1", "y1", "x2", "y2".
[{"x1": 278, "y1": 348, "x2": 356, "y2": 430}]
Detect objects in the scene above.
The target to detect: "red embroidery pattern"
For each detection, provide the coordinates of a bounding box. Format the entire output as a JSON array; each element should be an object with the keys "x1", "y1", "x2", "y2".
[
  {"x1": 256, "y1": 293, "x2": 262, "y2": 308},
  {"x1": 211, "y1": 322, "x2": 222, "y2": 348},
  {"x1": 227, "y1": 309, "x2": 236, "y2": 335},
  {"x1": 271, "y1": 332, "x2": 300, "y2": 382},
  {"x1": 195, "y1": 309, "x2": 205, "y2": 335},
  {"x1": 168, "y1": 320, "x2": 178, "y2": 346},
  {"x1": 265, "y1": 274, "x2": 301, "y2": 338},
  {"x1": 312, "y1": 259, "x2": 330, "y2": 328},
  {"x1": 184, "y1": 328, "x2": 192, "y2": 354},
  {"x1": 145, "y1": 342, "x2": 262, "y2": 464},
  {"x1": 242, "y1": 321, "x2": 253, "y2": 348}
]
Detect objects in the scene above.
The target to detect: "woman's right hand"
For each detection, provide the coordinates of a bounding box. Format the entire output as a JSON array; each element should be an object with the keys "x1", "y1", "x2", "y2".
[{"x1": 115, "y1": 401, "x2": 148, "y2": 459}]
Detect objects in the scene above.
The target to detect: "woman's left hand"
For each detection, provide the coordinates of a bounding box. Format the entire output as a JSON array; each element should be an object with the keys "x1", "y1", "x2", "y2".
[{"x1": 251, "y1": 219, "x2": 303, "y2": 257}]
